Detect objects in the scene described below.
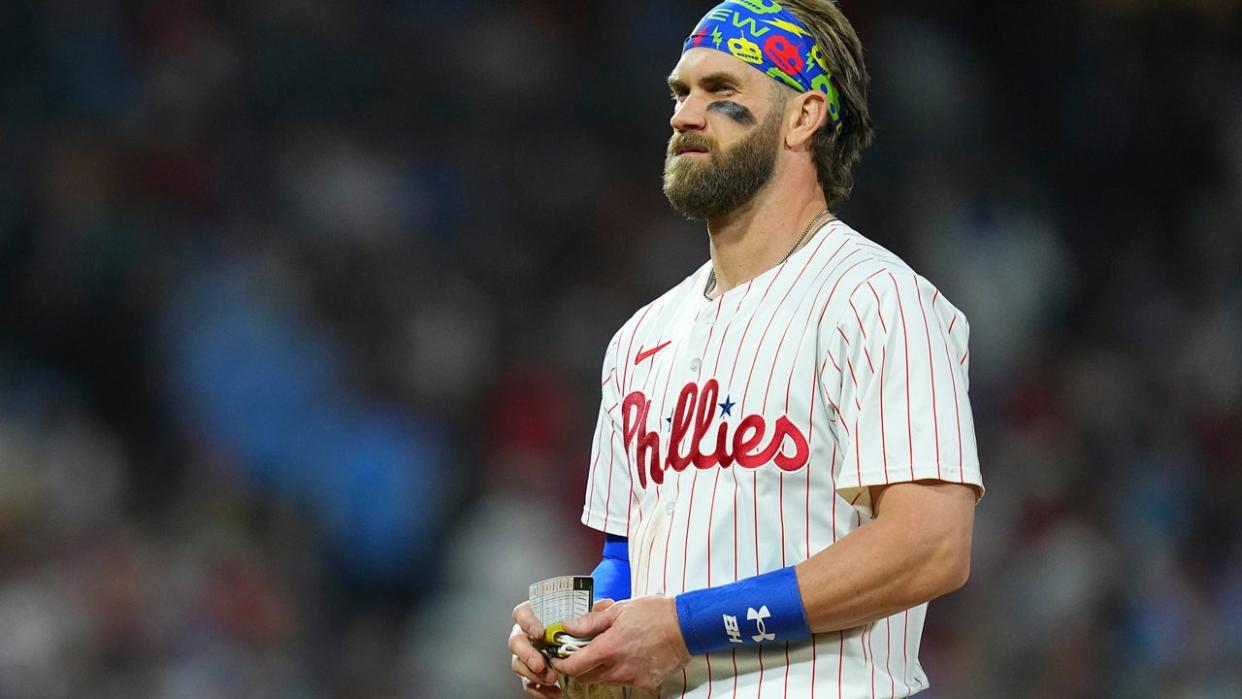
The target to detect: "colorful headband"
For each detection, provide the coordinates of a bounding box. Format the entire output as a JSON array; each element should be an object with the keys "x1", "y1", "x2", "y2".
[{"x1": 683, "y1": 0, "x2": 845, "y2": 134}]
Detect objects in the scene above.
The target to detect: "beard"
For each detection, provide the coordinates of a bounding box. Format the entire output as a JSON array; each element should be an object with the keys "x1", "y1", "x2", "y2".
[{"x1": 662, "y1": 107, "x2": 782, "y2": 221}]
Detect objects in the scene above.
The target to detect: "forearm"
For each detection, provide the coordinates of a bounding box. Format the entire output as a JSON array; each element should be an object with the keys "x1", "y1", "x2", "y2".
[
  {"x1": 795, "y1": 494, "x2": 972, "y2": 634},
  {"x1": 673, "y1": 482, "x2": 975, "y2": 655}
]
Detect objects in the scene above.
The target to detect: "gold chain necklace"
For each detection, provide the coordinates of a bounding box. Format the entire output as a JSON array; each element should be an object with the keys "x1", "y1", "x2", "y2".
[{"x1": 703, "y1": 208, "x2": 832, "y2": 300}]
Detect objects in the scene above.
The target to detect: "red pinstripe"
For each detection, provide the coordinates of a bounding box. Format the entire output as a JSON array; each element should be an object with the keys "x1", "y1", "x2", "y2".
[
  {"x1": 828, "y1": 444, "x2": 837, "y2": 543},
  {"x1": 811, "y1": 634, "x2": 818, "y2": 699},
  {"x1": 706, "y1": 466, "x2": 723, "y2": 587},
  {"x1": 914, "y1": 283, "x2": 942, "y2": 479},
  {"x1": 889, "y1": 275, "x2": 915, "y2": 482},
  {"x1": 805, "y1": 377, "x2": 817, "y2": 555},
  {"x1": 602, "y1": 410, "x2": 620, "y2": 533},
  {"x1": 825, "y1": 349, "x2": 841, "y2": 373},
  {"x1": 662, "y1": 474, "x2": 683, "y2": 593},
  {"x1": 584, "y1": 415, "x2": 605, "y2": 525},
  {"x1": 732, "y1": 648, "x2": 740, "y2": 697},
  {"x1": 902, "y1": 611, "x2": 911, "y2": 696},
  {"x1": 845, "y1": 358, "x2": 860, "y2": 394},
  {"x1": 756, "y1": 644, "x2": 765, "y2": 699},
  {"x1": 854, "y1": 417, "x2": 861, "y2": 485},
  {"x1": 866, "y1": 282, "x2": 888, "y2": 334},
  {"x1": 753, "y1": 470, "x2": 760, "y2": 576},
  {"x1": 779, "y1": 470, "x2": 787, "y2": 567},
  {"x1": 642, "y1": 485, "x2": 662, "y2": 594},
  {"x1": 865, "y1": 621, "x2": 875, "y2": 699},
  {"x1": 584, "y1": 338, "x2": 620, "y2": 526},
  {"x1": 939, "y1": 332, "x2": 965, "y2": 482},
  {"x1": 711, "y1": 281, "x2": 754, "y2": 377},
  {"x1": 878, "y1": 344, "x2": 890, "y2": 483},
  {"x1": 733, "y1": 453, "x2": 739, "y2": 581},
  {"x1": 837, "y1": 631, "x2": 844, "y2": 699},
  {"x1": 849, "y1": 299, "x2": 868, "y2": 339},
  {"x1": 783, "y1": 641, "x2": 791, "y2": 698},
  {"x1": 885, "y1": 617, "x2": 893, "y2": 698}
]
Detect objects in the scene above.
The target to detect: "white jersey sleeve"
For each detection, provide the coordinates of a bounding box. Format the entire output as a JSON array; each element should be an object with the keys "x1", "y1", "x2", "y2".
[
  {"x1": 826, "y1": 271, "x2": 983, "y2": 497},
  {"x1": 581, "y1": 329, "x2": 633, "y2": 536}
]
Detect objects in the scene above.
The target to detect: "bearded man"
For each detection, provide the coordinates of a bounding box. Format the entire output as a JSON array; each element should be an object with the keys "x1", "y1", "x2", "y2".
[{"x1": 510, "y1": 1, "x2": 984, "y2": 697}]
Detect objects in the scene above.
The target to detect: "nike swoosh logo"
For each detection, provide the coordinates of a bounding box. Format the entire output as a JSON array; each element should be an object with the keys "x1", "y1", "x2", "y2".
[{"x1": 634, "y1": 341, "x2": 672, "y2": 365}]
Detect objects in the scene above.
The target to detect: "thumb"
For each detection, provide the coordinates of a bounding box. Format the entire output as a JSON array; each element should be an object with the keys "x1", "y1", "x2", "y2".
[{"x1": 560, "y1": 606, "x2": 617, "y2": 637}]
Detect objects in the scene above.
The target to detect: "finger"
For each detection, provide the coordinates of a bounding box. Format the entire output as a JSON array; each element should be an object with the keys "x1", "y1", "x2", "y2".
[
  {"x1": 508, "y1": 626, "x2": 550, "y2": 675},
  {"x1": 512, "y1": 654, "x2": 545, "y2": 685},
  {"x1": 512, "y1": 602, "x2": 545, "y2": 638},
  {"x1": 551, "y1": 643, "x2": 606, "y2": 678},
  {"x1": 592, "y1": 598, "x2": 616, "y2": 612},
  {"x1": 560, "y1": 608, "x2": 616, "y2": 637}
]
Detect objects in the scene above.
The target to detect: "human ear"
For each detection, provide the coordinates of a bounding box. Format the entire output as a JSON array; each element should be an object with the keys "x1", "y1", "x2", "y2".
[{"x1": 785, "y1": 91, "x2": 828, "y2": 150}]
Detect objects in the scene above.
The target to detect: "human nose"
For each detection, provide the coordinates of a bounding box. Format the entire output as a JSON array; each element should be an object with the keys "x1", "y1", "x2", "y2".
[{"x1": 670, "y1": 94, "x2": 707, "y2": 132}]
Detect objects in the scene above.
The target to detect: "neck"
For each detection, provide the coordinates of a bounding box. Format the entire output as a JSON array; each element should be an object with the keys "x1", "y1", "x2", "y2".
[{"x1": 705, "y1": 185, "x2": 830, "y2": 297}]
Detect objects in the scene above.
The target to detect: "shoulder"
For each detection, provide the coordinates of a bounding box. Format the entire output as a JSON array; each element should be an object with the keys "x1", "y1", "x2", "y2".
[
  {"x1": 812, "y1": 222, "x2": 963, "y2": 329},
  {"x1": 603, "y1": 260, "x2": 711, "y2": 362},
  {"x1": 821, "y1": 221, "x2": 915, "y2": 292}
]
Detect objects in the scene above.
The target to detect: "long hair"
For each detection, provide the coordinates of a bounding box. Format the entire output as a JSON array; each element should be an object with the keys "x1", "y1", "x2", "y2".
[{"x1": 779, "y1": 0, "x2": 875, "y2": 206}]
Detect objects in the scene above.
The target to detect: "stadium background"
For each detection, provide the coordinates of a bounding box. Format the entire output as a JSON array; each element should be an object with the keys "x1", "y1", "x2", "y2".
[{"x1": 1, "y1": 0, "x2": 1240, "y2": 696}]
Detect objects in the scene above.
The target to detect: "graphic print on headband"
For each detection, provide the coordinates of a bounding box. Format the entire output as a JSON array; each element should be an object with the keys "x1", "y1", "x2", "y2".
[{"x1": 683, "y1": 0, "x2": 845, "y2": 133}]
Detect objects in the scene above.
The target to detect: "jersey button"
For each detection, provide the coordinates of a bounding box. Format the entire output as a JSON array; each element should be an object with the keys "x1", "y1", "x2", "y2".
[
  {"x1": 689, "y1": 358, "x2": 701, "y2": 372},
  {"x1": 665, "y1": 502, "x2": 676, "y2": 516}
]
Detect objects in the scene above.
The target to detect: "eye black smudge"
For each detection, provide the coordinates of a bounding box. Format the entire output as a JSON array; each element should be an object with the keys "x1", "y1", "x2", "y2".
[{"x1": 707, "y1": 100, "x2": 757, "y2": 126}]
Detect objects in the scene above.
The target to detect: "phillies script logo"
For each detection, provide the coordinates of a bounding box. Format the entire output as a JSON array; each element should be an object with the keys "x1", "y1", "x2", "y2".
[{"x1": 622, "y1": 379, "x2": 809, "y2": 489}]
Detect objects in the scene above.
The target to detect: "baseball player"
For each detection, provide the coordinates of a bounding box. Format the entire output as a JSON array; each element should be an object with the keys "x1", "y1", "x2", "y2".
[{"x1": 510, "y1": 1, "x2": 983, "y2": 697}]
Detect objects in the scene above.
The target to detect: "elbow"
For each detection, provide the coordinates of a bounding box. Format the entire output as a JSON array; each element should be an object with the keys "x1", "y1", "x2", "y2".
[
  {"x1": 907, "y1": 535, "x2": 972, "y2": 603},
  {"x1": 929, "y1": 537, "x2": 972, "y2": 599},
  {"x1": 942, "y1": 552, "x2": 971, "y2": 594}
]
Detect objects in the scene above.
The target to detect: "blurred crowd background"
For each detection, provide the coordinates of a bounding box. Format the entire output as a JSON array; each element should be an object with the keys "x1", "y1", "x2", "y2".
[{"x1": 1, "y1": 0, "x2": 1239, "y2": 697}]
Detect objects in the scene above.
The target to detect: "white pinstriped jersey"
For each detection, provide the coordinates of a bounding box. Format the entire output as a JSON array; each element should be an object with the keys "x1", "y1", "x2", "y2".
[{"x1": 581, "y1": 220, "x2": 983, "y2": 699}]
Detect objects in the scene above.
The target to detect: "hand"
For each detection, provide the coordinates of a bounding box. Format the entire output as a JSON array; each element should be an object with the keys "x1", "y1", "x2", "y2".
[
  {"x1": 511, "y1": 599, "x2": 617, "y2": 698},
  {"x1": 550, "y1": 596, "x2": 692, "y2": 690}
]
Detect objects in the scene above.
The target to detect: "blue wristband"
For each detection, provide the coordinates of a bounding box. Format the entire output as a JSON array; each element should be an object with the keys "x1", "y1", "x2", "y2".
[
  {"x1": 674, "y1": 567, "x2": 811, "y2": 655},
  {"x1": 591, "y1": 534, "x2": 632, "y2": 602}
]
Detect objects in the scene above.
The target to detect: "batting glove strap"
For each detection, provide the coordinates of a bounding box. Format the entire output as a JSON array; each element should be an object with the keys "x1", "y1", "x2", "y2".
[{"x1": 674, "y1": 566, "x2": 811, "y2": 656}]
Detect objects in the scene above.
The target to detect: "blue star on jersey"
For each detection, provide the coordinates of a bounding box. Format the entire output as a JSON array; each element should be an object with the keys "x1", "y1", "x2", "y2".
[{"x1": 719, "y1": 395, "x2": 735, "y2": 417}]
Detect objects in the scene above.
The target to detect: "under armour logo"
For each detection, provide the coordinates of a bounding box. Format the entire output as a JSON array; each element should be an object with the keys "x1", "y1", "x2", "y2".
[{"x1": 747, "y1": 605, "x2": 775, "y2": 642}]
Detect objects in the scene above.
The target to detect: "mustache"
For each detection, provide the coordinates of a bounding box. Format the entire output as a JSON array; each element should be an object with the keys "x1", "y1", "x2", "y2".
[{"x1": 667, "y1": 133, "x2": 716, "y2": 156}]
